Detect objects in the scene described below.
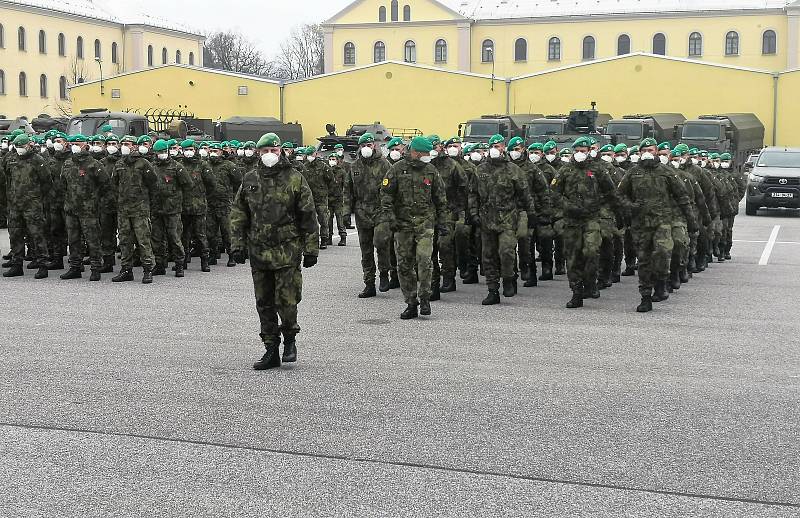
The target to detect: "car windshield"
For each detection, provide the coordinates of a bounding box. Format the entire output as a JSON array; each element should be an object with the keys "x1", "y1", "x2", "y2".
[
  {"x1": 464, "y1": 122, "x2": 499, "y2": 138},
  {"x1": 682, "y1": 124, "x2": 721, "y2": 140},
  {"x1": 527, "y1": 122, "x2": 564, "y2": 137},
  {"x1": 756, "y1": 151, "x2": 800, "y2": 168},
  {"x1": 605, "y1": 122, "x2": 643, "y2": 139},
  {"x1": 68, "y1": 118, "x2": 99, "y2": 136}
]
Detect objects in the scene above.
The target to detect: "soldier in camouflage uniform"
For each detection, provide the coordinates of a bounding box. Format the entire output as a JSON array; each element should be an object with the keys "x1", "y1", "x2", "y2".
[
  {"x1": 525, "y1": 143, "x2": 555, "y2": 284},
  {"x1": 179, "y1": 139, "x2": 216, "y2": 273},
  {"x1": 111, "y1": 135, "x2": 158, "y2": 284},
  {"x1": 326, "y1": 150, "x2": 348, "y2": 246},
  {"x1": 207, "y1": 142, "x2": 243, "y2": 267},
  {"x1": 673, "y1": 144, "x2": 711, "y2": 285},
  {"x1": 230, "y1": 133, "x2": 319, "y2": 371},
  {"x1": 718, "y1": 152, "x2": 746, "y2": 260},
  {"x1": 595, "y1": 144, "x2": 624, "y2": 289},
  {"x1": 685, "y1": 148, "x2": 718, "y2": 273},
  {"x1": 59, "y1": 135, "x2": 109, "y2": 281},
  {"x1": 506, "y1": 137, "x2": 537, "y2": 287},
  {"x1": 452, "y1": 140, "x2": 480, "y2": 284},
  {"x1": 99, "y1": 135, "x2": 121, "y2": 273},
  {"x1": 2, "y1": 134, "x2": 51, "y2": 279},
  {"x1": 150, "y1": 140, "x2": 192, "y2": 277},
  {"x1": 45, "y1": 132, "x2": 71, "y2": 270},
  {"x1": 301, "y1": 146, "x2": 335, "y2": 250},
  {"x1": 548, "y1": 142, "x2": 569, "y2": 276},
  {"x1": 469, "y1": 134, "x2": 535, "y2": 305},
  {"x1": 620, "y1": 145, "x2": 640, "y2": 277}
]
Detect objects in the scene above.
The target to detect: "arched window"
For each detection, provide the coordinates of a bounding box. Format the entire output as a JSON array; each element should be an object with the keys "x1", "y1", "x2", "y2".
[
  {"x1": 112, "y1": 42, "x2": 118, "y2": 64},
  {"x1": 38, "y1": 30, "x2": 46, "y2": 54},
  {"x1": 652, "y1": 33, "x2": 666, "y2": 55},
  {"x1": 18, "y1": 26, "x2": 26, "y2": 51},
  {"x1": 688, "y1": 32, "x2": 702, "y2": 56},
  {"x1": 404, "y1": 40, "x2": 416, "y2": 63},
  {"x1": 19, "y1": 72, "x2": 27, "y2": 96},
  {"x1": 58, "y1": 33, "x2": 65, "y2": 56},
  {"x1": 76, "y1": 36, "x2": 83, "y2": 58},
  {"x1": 0, "y1": 70, "x2": 5, "y2": 95},
  {"x1": 481, "y1": 39, "x2": 494, "y2": 62},
  {"x1": 379, "y1": 6, "x2": 386, "y2": 22},
  {"x1": 39, "y1": 74, "x2": 47, "y2": 98},
  {"x1": 94, "y1": 39, "x2": 101, "y2": 59},
  {"x1": 343, "y1": 42, "x2": 356, "y2": 65},
  {"x1": 147, "y1": 45, "x2": 154, "y2": 66},
  {"x1": 514, "y1": 38, "x2": 527, "y2": 61},
  {"x1": 725, "y1": 31, "x2": 739, "y2": 56},
  {"x1": 582, "y1": 36, "x2": 595, "y2": 60},
  {"x1": 176, "y1": 50, "x2": 182, "y2": 63},
  {"x1": 548, "y1": 37, "x2": 561, "y2": 61},
  {"x1": 374, "y1": 41, "x2": 386, "y2": 63},
  {"x1": 162, "y1": 47, "x2": 168, "y2": 64},
  {"x1": 403, "y1": 5, "x2": 411, "y2": 21},
  {"x1": 59, "y1": 75, "x2": 68, "y2": 100},
  {"x1": 0, "y1": 24, "x2": 4, "y2": 49},
  {"x1": 763, "y1": 30, "x2": 777, "y2": 55},
  {"x1": 189, "y1": 52, "x2": 195, "y2": 65},
  {"x1": 391, "y1": 0, "x2": 399, "y2": 21},
  {"x1": 435, "y1": 39, "x2": 447, "y2": 63},
  {"x1": 617, "y1": 34, "x2": 630, "y2": 55}
]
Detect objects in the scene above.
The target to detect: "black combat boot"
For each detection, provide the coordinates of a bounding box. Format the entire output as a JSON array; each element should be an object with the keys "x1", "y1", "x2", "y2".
[
  {"x1": 621, "y1": 263, "x2": 636, "y2": 276},
  {"x1": 378, "y1": 272, "x2": 390, "y2": 293},
  {"x1": 47, "y1": 257, "x2": 65, "y2": 270},
  {"x1": 226, "y1": 254, "x2": 236, "y2": 267},
  {"x1": 152, "y1": 264, "x2": 167, "y2": 276},
  {"x1": 389, "y1": 271, "x2": 400, "y2": 289},
  {"x1": 652, "y1": 280, "x2": 669, "y2": 302},
  {"x1": 687, "y1": 255, "x2": 697, "y2": 274},
  {"x1": 26, "y1": 260, "x2": 41, "y2": 270},
  {"x1": 141, "y1": 268, "x2": 153, "y2": 284},
  {"x1": 200, "y1": 256, "x2": 211, "y2": 272},
  {"x1": 89, "y1": 269, "x2": 101, "y2": 282},
  {"x1": 358, "y1": 283, "x2": 377, "y2": 298},
  {"x1": 99, "y1": 255, "x2": 115, "y2": 273},
  {"x1": 1, "y1": 252, "x2": 10, "y2": 260},
  {"x1": 679, "y1": 268, "x2": 690, "y2": 284},
  {"x1": 462, "y1": 270, "x2": 479, "y2": 284},
  {"x1": 3, "y1": 264, "x2": 24, "y2": 277},
  {"x1": 538, "y1": 266, "x2": 553, "y2": 281},
  {"x1": 589, "y1": 280, "x2": 600, "y2": 299},
  {"x1": 598, "y1": 272, "x2": 611, "y2": 290},
  {"x1": 1, "y1": 259, "x2": 13, "y2": 268},
  {"x1": 34, "y1": 266, "x2": 48, "y2": 279},
  {"x1": 669, "y1": 270, "x2": 681, "y2": 291},
  {"x1": 523, "y1": 275, "x2": 537, "y2": 288},
  {"x1": 338, "y1": 234, "x2": 347, "y2": 246},
  {"x1": 430, "y1": 282, "x2": 441, "y2": 301},
  {"x1": 481, "y1": 289, "x2": 500, "y2": 306},
  {"x1": 254, "y1": 342, "x2": 281, "y2": 370},
  {"x1": 440, "y1": 277, "x2": 456, "y2": 293},
  {"x1": 566, "y1": 284, "x2": 584, "y2": 309},
  {"x1": 59, "y1": 267, "x2": 82, "y2": 280},
  {"x1": 184, "y1": 252, "x2": 191, "y2": 267},
  {"x1": 400, "y1": 303, "x2": 419, "y2": 319},
  {"x1": 112, "y1": 268, "x2": 134, "y2": 282},
  {"x1": 636, "y1": 293, "x2": 653, "y2": 313},
  {"x1": 208, "y1": 255, "x2": 218, "y2": 266},
  {"x1": 319, "y1": 239, "x2": 327, "y2": 251},
  {"x1": 502, "y1": 278, "x2": 516, "y2": 298},
  {"x1": 520, "y1": 264, "x2": 530, "y2": 282},
  {"x1": 419, "y1": 299, "x2": 431, "y2": 316},
  {"x1": 282, "y1": 334, "x2": 297, "y2": 363},
  {"x1": 175, "y1": 263, "x2": 184, "y2": 278}
]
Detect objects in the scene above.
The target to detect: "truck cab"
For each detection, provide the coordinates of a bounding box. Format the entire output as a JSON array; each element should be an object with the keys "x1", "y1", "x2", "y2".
[{"x1": 67, "y1": 110, "x2": 149, "y2": 138}]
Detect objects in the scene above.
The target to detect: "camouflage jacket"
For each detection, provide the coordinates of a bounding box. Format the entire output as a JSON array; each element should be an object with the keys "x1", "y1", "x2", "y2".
[
  {"x1": 47, "y1": 150, "x2": 72, "y2": 207},
  {"x1": 519, "y1": 160, "x2": 552, "y2": 221},
  {"x1": 684, "y1": 163, "x2": 719, "y2": 220},
  {"x1": 6, "y1": 151, "x2": 51, "y2": 212},
  {"x1": 180, "y1": 156, "x2": 217, "y2": 215},
  {"x1": 551, "y1": 159, "x2": 617, "y2": 224},
  {"x1": 230, "y1": 156, "x2": 319, "y2": 271},
  {"x1": 618, "y1": 162, "x2": 692, "y2": 229},
  {"x1": 62, "y1": 153, "x2": 109, "y2": 217},
  {"x1": 344, "y1": 155, "x2": 391, "y2": 227},
  {"x1": 431, "y1": 155, "x2": 467, "y2": 222},
  {"x1": 151, "y1": 157, "x2": 192, "y2": 216},
  {"x1": 207, "y1": 157, "x2": 243, "y2": 209},
  {"x1": 328, "y1": 164, "x2": 346, "y2": 205},
  {"x1": 302, "y1": 158, "x2": 335, "y2": 206},
  {"x1": 677, "y1": 164, "x2": 711, "y2": 224},
  {"x1": 112, "y1": 155, "x2": 158, "y2": 217},
  {"x1": 380, "y1": 158, "x2": 447, "y2": 232},
  {"x1": 100, "y1": 155, "x2": 121, "y2": 214},
  {"x1": 469, "y1": 156, "x2": 534, "y2": 232}
]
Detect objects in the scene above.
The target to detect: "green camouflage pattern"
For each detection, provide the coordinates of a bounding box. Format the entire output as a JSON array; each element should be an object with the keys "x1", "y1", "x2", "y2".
[
  {"x1": 344, "y1": 155, "x2": 391, "y2": 228},
  {"x1": 62, "y1": 153, "x2": 109, "y2": 217},
  {"x1": 113, "y1": 155, "x2": 158, "y2": 218},
  {"x1": 180, "y1": 156, "x2": 217, "y2": 215}
]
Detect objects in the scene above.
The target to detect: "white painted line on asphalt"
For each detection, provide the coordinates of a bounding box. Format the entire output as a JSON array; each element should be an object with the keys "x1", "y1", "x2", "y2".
[{"x1": 758, "y1": 225, "x2": 781, "y2": 266}]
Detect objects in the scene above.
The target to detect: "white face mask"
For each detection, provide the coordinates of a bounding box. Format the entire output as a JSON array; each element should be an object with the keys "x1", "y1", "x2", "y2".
[
  {"x1": 630, "y1": 155, "x2": 640, "y2": 163},
  {"x1": 671, "y1": 160, "x2": 680, "y2": 168},
  {"x1": 53, "y1": 142, "x2": 65, "y2": 152},
  {"x1": 237, "y1": 149, "x2": 244, "y2": 157},
  {"x1": 659, "y1": 155, "x2": 669, "y2": 165},
  {"x1": 46, "y1": 139, "x2": 53, "y2": 148},
  {"x1": 429, "y1": 149, "x2": 439, "y2": 158},
  {"x1": 307, "y1": 156, "x2": 316, "y2": 162},
  {"x1": 615, "y1": 156, "x2": 626, "y2": 163},
  {"x1": 261, "y1": 152, "x2": 279, "y2": 168},
  {"x1": 509, "y1": 150, "x2": 522, "y2": 161},
  {"x1": 640, "y1": 152, "x2": 655, "y2": 161},
  {"x1": 589, "y1": 149, "x2": 598, "y2": 158},
  {"x1": 91, "y1": 145, "x2": 103, "y2": 153},
  {"x1": 446, "y1": 147, "x2": 459, "y2": 157},
  {"x1": 420, "y1": 155, "x2": 432, "y2": 164},
  {"x1": 1, "y1": 142, "x2": 8, "y2": 150},
  {"x1": 573, "y1": 152, "x2": 587, "y2": 163},
  {"x1": 16, "y1": 146, "x2": 28, "y2": 156},
  {"x1": 106, "y1": 145, "x2": 119, "y2": 155},
  {"x1": 691, "y1": 158, "x2": 699, "y2": 165},
  {"x1": 183, "y1": 150, "x2": 195, "y2": 158},
  {"x1": 210, "y1": 153, "x2": 222, "y2": 159},
  {"x1": 138, "y1": 145, "x2": 149, "y2": 155},
  {"x1": 336, "y1": 150, "x2": 344, "y2": 157},
  {"x1": 169, "y1": 149, "x2": 179, "y2": 157},
  {"x1": 71, "y1": 145, "x2": 82, "y2": 154},
  {"x1": 360, "y1": 146, "x2": 373, "y2": 159},
  {"x1": 546, "y1": 153, "x2": 556, "y2": 162},
  {"x1": 245, "y1": 149, "x2": 254, "y2": 157},
  {"x1": 529, "y1": 153, "x2": 541, "y2": 163},
  {"x1": 295, "y1": 155, "x2": 304, "y2": 162},
  {"x1": 328, "y1": 159, "x2": 338, "y2": 167},
  {"x1": 389, "y1": 150, "x2": 402, "y2": 161},
  {"x1": 489, "y1": 147, "x2": 502, "y2": 159},
  {"x1": 721, "y1": 162, "x2": 731, "y2": 169},
  {"x1": 157, "y1": 153, "x2": 169, "y2": 160},
  {"x1": 199, "y1": 149, "x2": 208, "y2": 158},
  {"x1": 121, "y1": 145, "x2": 132, "y2": 156},
  {"x1": 40, "y1": 146, "x2": 47, "y2": 154},
  {"x1": 600, "y1": 155, "x2": 613, "y2": 163},
  {"x1": 560, "y1": 156, "x2": 570, "y2": 163},
  {"x1": 713, "y1": 162, "x2": 720, "y2": 169},
  {"x1": 470, "y1": 152, "x2": 482, "y2": 162},
  {"x1": 464, "y1": 155, "x2": 471, "y2": 162},
  {"x1": 700, "y1": 160, "x2": 708, "y2": 167}
]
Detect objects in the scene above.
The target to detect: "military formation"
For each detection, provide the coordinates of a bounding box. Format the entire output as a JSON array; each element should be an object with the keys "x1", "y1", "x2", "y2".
[{"x1": 0, "y1": 125, "x2": 747, "y2": 370}]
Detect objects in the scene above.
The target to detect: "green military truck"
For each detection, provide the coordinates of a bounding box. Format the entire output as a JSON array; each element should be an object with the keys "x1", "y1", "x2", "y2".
[
  {"x1": 525, "y1": 106, "x2": 613, "y2": 146},
  {"x1": 459, "y1": 113, "x2": 544, "y2": 144},
  {"x1": 679, "y1": 113, "x2": 764, "y2": 170},
  {"x1": 605, "y1": 113, "x2": 686, "y2": 149}
]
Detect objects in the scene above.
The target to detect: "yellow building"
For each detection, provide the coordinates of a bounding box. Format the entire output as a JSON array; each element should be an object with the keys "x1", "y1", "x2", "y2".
[
  {"x1": 323, "y1": 0, "x2": 800, "y2": 76},
  {"x1": 0, "y1": 0, "x2": 204, "y2": 119}
]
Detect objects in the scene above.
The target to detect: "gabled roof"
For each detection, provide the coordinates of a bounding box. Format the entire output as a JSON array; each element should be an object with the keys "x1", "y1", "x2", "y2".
[
  {"x1": 70, "y1": 64, "x2": 283, "y2": 89},
  {"x1": 325, "y1": 0, "x2": 467, "y2": 24}
]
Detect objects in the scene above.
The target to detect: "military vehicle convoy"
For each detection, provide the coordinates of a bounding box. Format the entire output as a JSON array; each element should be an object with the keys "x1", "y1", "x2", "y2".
[
  {"x1": 525, "y1": 104, "x2": 613, "y2": 146},
  {"x1": 679, "y1": 114, "x2": 765, "y2": 169},
  {"x1": 459, "y1": 114, "x2": 544, "y2": 143},
  {"x1": 605, "y1": 113, "x2": 687, "y2": 148}
]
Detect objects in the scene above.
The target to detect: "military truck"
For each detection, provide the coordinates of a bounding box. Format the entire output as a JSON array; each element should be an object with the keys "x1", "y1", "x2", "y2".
[
  {"x1": 605, "y1": 113, "x2": 686, "y2": 148},
  {"x1": 458, "y1": 114, "x2": 544, "y2": 143},
  {"x1": 316, "y1": 122, "x2": 410, "y2": 160},
  {"x1": 679, "y1": 114, "x2": 765, "y2": 169},
  {"x1": 525, "y1": 106, "x2": 613, "y2": 146}
]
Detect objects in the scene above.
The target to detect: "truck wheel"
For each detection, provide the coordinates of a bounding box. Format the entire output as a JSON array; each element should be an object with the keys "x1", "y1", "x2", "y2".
[{"x1": 745, "y1": 202, "x2": 759, "y2": 216}]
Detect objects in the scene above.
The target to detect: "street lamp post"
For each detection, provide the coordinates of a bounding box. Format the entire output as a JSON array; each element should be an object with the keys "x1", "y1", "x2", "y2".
[
  {"x1": 488, "y1": 48, "x2": 495, "y2": 91},
  {"x1": 95, "y1": 57, "x2": 104, "y2": 95}
]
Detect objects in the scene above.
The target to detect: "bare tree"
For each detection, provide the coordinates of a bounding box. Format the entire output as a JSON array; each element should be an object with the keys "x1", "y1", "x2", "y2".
[
  {"x1": 204, "y1": 30, "x2": 275, "y2": 76},
  {"x1": 274, "y1": 24, "x2": 324, "y2": 80}
]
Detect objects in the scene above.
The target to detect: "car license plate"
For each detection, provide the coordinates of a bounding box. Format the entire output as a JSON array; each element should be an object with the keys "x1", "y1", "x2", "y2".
[{"x1": 771, "y1": 192, "x2": 794, "y2": 198}]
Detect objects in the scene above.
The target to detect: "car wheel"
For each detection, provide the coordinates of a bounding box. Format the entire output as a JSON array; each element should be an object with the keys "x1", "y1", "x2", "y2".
[{"x1": 745, "y1": 202, "x2": 759, "y2": 216}]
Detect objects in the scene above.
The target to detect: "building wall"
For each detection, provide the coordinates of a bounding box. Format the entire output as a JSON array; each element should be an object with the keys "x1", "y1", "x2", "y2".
[
  {"x1": 775, "y1": 68, "x2": 800, "y2": 146},
  {"x1": 136, "y1": 29, "x2": 204, "y2": 71},
  {"x1": 334, "y1": 0, "x2": 463, "y2": 24}
]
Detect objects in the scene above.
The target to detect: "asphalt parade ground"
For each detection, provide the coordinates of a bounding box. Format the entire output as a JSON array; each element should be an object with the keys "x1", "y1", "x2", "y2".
[{"x1": 1, "y1": 206, "x2": 799, "y2": 517}]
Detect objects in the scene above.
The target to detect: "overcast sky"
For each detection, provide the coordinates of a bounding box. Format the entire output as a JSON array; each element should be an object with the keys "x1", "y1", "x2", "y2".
[{"x1": 126, "y1": 0, "x2": 353, "y2": 57}]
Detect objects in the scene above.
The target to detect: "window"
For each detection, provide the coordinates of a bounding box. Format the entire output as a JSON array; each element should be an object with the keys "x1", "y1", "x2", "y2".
[
  {"x1": 162, "y1": 47, "x2": 167, "y2": 64},
  {"x1": 514, "y1": 38, "x2": 527, "y2": 61},
  {"x1": 39, "y1": 74, "x2": 47, "y2": 98},
  {"x1": 94, "y1": 39, "x2": 101, "y2": 59},
  {"x1": 59, "y1": 75, "x2": 67, "y2": 100},
  {"x1": 435, "y1": 39, "x2": 447, "y2": 63},
  {"x1": 652, "y1": 33, "x2": 666, "y2": 55},
  {"x1": 343, "y1": 42, "x2": 355, "y2": 65},
  {"x1": 374, "y1": 41, "x2": 386, "y2": 63},
  {"x1": 481, "y1": 39, "x2": 494, "y2": 62},
  {"x1": 0, "y1": 24, "x2": 4, "y2": 48},
  {"x1": 147, "y1": 45, "x2": 154, "y2": 66},
  {"x1": 548, "y1": 37, "x2": 561, "y2": 61},
  {"x1": 112, "y1": 42, "x2": 118, "y2": 64},
  {"x1": 76, "y1": 36, "x2": 83, "y2": 58},
  {"x1": 189, "y1": 52, "x2": 195, "y2": 65},
  {"x1": 111, "y1": 88, "x2": 120, "y2": 98},
  {"x1": 176, "y1": 50, "x2": 182, "y2": 63},
  {"x1": 403, "y1": 5, "x2": 411, "y2": 21},
  {"x1": 688, "y1": 32, "x2": 702, "y2": 56},
  {"x1": 391, "y1": 0, "x2": 398, "y2": 21},
  {"x1": 582, "y1": 36, "x2": 595, "y2": 60},
  {"x1": 0, "y1": 70, "x2": 5, "y2": 95},
  {"x1": 725, "y1": 31, "x2": 739, "y2": 56},
  {"x1": 763, "y1": 30, "x2": 777, "y2": 55},
  {"x1": 38, "y1": 30, "x2": 46, "y2": 54},
  {"x1": 404, "y1": 40, "x2": 416, "y2": 63},
  {"x1": 617, "y1": 34, "x2": 630, "y2": 55},
  {"x1": 58, "y1": 33, "x2": 65, "y2": 56},
  {"x1": 18, "y1": 26, "x2": 25, "y2": 51},
  {"x1": 238, "y1": 86, "x2": 248, "y2": 95},
  {"x1": 19, "y1": 72, "x2": 27, "y2": 96},
  {"x1": 379, "y1": 6, "x2": 386, "y2": 22}
]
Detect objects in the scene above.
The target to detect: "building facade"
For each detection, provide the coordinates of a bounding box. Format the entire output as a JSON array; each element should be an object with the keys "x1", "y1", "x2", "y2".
[
  {"x1": 0, "y1": 0, "x2": 204, "y2": 119},
  {"x1": 323, "y1": 0, "x2": 800, "y2": 76}
]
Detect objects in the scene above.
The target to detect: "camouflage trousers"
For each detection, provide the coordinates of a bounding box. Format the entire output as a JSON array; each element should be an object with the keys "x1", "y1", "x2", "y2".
[
  {"x1": 562, "y1": 220, "x2": 601, "y2": 289},
  {"x1": 8, "y1": 206, "x2": 49, "y2": 265},
  {"x1": 433, "y1": 220, "x2": 461, "y2": 283},
  {"x1": 623, "y1": 227, "x2": 637, "y2": 268},
  {"x1": 395, "y1": 227, "x2": 435, "y2": 305},
  {"x1": 670, "y1": 221, "x2": 689, "y2": 271},
  {"x1": 328, "y1": 200, "x2": 347, "y2": 240},
  {"x1": 152, "y1": 214, "x2": 185, "y2": 267},
  {"x1": 118, "y1": 214, "x2": 155, "y2": 270},
  {"x1": 722, "y1": 216, "x2": 735, "y2": 253},
  {"x1": 481, "y1": 227, "x2": 517, "y2": 291},
  {"x1": 597, "y1": 216, "x2": 619, "y2": 281},
  {"x1": 100, "y1": 210, "x2": 117, "y2": 258},
  {"x1": 457, "y1": 222, "x2": 477, "y2": 275},
  {"x1": 315, "y1": 203, "x2": 330, "y2": 245},
  {"x1": 182, "y1": 214, "x2": 209, "y2": 258},
  {"x1": 48, "y1": 204, "x2": 67, "y2": 259},
  {"x1": 206, "y1": 206, "x2": 232, "y2": 256},
  {"x1": 697, "y1": 222, "x2": 711, "y2": 262},
  {"x1": 632, "y1": 223, "x2": 673, "y2": 295},
  {"x1": 355, "y1": 216, "x2": 394, "y2": 285},
  {"x1": 66, "y1": 213, "x2": 101, "y2": 270},
  {"x1": 252, "y1": 266, "x2": 302, "y2": 347},
  {"x1": 537, "y1": 224, "x2": 555, "y2": 272},
  {"x1": 516, "y1": 212, "x2": 532, "y2": 274}
]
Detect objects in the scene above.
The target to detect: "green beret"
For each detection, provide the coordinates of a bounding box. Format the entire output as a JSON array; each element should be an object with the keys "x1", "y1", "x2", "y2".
[
  {"x1": 221, "y1": 141, "x2": 230, "y2": 147},
  {"x1": 720, "y1": 152, "x2": 732, "y2": 160},
  {"x1": 507, "y1": 136, "x2": 525, "y2": 150},
  {"x1": 32, "y1": 136, "x2": 43, "y2": 145},
  {"x1": 409, "y1": 136, "x2": 433, "y2": 153},
  {"x1": 152, "y1": 140, "x2": 169, "y2": 152},
  {"x1": 699, "y1": 150, "x2": 709, "y2": 157},
  {"x1": 426, "y1": 135, "x2": 441, "y2": 146},
  {"x1": 672, "y1": 143, "x2": 690, "y2": 155},
  {"x1": 445, "y1": 136, "x2": 462, "y2": 146},
  {"x1": 12, "y1": 134, "x2": 30, "y2": 146},
  {"x1": 305, "y1": 146, "x2": 317, "y2": 155},
  {"x1": 386, "y1": 137, "x2": 404, "y2": 149},
  {"x1": 281, "y1": 142, "x2": 295, "y2": 149},
  {"x1": 560, "y1": 148, "x2": 572, "y2": 156},
  {"x1": 137, "y1": 135, "x2": 152, "y2": 144},
  {"x1": 55, "y1": 132, "x2": 68, "y2": 140},
  {"x1": 179, "y1": 138, "x2": 196, "y2": 149},
  {"x1": 689, "y1": 148, "x2": 699, "y2": 155},
  {"x1": 243, "y1": 141, "x2": 256, "y2": 149},
  {"x1": 100, "y1": 124, "x2": 113, "y2": 133},
  {"x1": 229, "y1": 139, "x2": 241, "y2": 147},
  {"x1": 488, "y1": 134, "x2": 505, "y2": 146},
  {"x1": 210, "y1": 143, "x2": 223, "y2": 150},
  {"x1": 90, "y1": 135, "x2": 105, "y2": 143},
  {"x1": 709, "y1": 153, "x2": 720, "y2": 159},
  {"x1": 257, "y1": 132, "x2": 281, "y2": 148},
  {"x1": 165, "y1": 139, "x2": 177, "y2": 147},
  {"x1": 476, "y1": 143, "x2": 490, "y2": 150},
  {"x1": 613, "y1": 144, "x2": 628, "y2": 153},
  {"x1": 657, "y1": 142, "x2": 671, "y2": 151},
  {"x1": 599, "y1": 144, "x2": 614, "y2": 153},
  {"x1": 333, "y1": 143, "x2": 344, "y2": 150},
  {"x1": 572, "y1": 136, "x2": 592, "y2": 148},
  {"x1": 358, "y1": 133, "x2": 375, "y2": 145},
  {"x1": 10, "y1": 129, "x2": 25, "y2": 137},
  {"x1": 463, "y1": 144, "x2": 474, "y2": 154},
  {"x1": 543, "y1": 141, "x2": 557, "y2": 153},
  {"x1": 629, "y1": 145, "x2": 640, "y2": 153},
  {"x1": 528, "y1": 143, "x2": 543, "y2": 151},
  {"x1": 639, "y1": 137, "x2": 658, "y2": 148},
  {"x1": 70, "y1": 135, "x2": 89, "y2": 143},
  {"x1": 588, "y1": 137, "x2": 598, "y2": 145},
  {"x1": 121, "y1": 135, "x2": 137, "y2": 143}
]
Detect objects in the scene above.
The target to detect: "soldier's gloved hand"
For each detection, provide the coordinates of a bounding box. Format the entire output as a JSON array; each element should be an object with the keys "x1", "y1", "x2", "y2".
[
  {"x1": 231, "y1": 249, "x2": 247, "y2": 264},
  {"x1": 302, "y1": 255, "x2": 318, "y2": 268},
  {"x1": 435, "y1": 224, "x2": 449, "y2": 237},
  {"x1": 343, "y1": 214, "x2": 352, "y2": 228},
  {"x1": 469, "y1": 215, "x2": 481, "y2": 227}
]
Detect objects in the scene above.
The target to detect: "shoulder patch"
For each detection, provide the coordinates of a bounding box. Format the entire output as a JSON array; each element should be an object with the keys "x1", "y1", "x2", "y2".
[
  {"x1": 551, "y1": 179, "x2": 558, "y2": 187},
  {"x1": 382, "y1": 178, "x2": 389, "y2": 186}
]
